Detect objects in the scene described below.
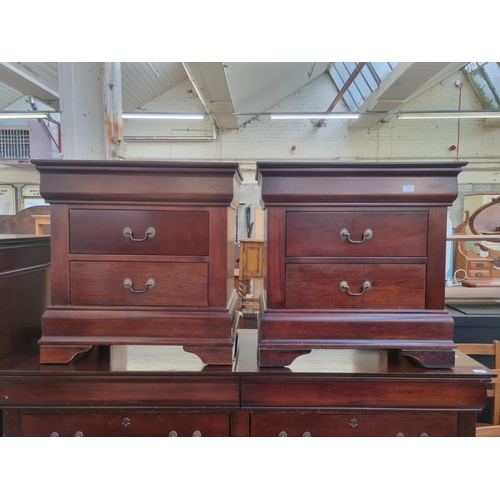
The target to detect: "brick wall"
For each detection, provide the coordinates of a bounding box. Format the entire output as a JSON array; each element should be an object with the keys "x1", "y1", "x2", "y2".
[{"x1": 124, "y1": 70, "x2": 500, "y2": 226}]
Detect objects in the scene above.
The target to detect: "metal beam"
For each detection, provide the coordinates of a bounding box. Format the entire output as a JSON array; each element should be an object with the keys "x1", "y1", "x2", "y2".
[{"x1": 0, "y1": 63, "x2": 60, "y2": 111}]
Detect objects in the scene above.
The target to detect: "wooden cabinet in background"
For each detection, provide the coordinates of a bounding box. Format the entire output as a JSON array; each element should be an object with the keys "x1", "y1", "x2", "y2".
[
  {"x1": 239, "y1": 239, "x2": 264, "y2": 279},
  {"x1": 0, "y1": 235, "x2": 50, "y2": 359}
]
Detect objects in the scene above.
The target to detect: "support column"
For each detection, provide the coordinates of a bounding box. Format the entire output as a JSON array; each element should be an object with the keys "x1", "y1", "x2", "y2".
[{"x1": 58, "y1": 62, "x2": 125, "y2": 160}]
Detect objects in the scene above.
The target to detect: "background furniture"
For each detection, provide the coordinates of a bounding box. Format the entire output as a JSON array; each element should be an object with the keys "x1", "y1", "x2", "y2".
[
  {"x1": 0, "y1": 234, "x2": 50, "y2": 436},
  {"x1": 457, "y1": 341, "x2": 500, "y2": 436},
  {"x1": 34, "y1": 160, "x2": 242, "y2": 365},
  {"x1": 452, "y1": 195, "x2": 500, "y2": 287},
  {"x1": 257, "y1": 161, "x2": 465, "y2": 368},
  {"x1": 0, "y1": 206, "x2": 50, "y2": 235},
  {"x1": 0, "y1": 330, "x2": 492, "y2": 437},
  {"x1": 0, "y1": 234, "x2": 50, "y2": 359}
]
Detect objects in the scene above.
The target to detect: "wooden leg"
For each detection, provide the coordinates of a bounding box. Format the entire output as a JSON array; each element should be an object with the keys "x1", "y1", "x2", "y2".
[
  {"x1": 401, "y1": 349, "x2": 456, "y2": 369},
  {"x1": 39, "y1": 345, "x2": 93, "y2": 364},
  {"x1": 183, "y1": 346, "x2": 234, "y2": 365},
  {"x1": 258, "y1": 348, "x2": 312, "y2": 367}
]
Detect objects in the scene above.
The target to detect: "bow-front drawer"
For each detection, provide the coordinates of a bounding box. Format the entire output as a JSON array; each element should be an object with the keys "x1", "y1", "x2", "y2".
[
  {"x1": 70, "y1": 261, "x2": 208, "y2": 306},
  {"x1": 286, "y1": 263, "x2": 426, "y2": 308},
  {"x1": 69, "y1": 209, "x2": 209, "y2": 255},
  {"x1": 286, "y1": 211, "x2": 428, "y2": 257}
]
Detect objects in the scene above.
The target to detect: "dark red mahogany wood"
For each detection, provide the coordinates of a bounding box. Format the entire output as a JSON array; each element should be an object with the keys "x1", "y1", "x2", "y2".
[
  {"x1": 33, "y1": 160, "x2": 243, "y2": 364},
  {"x1": 257, "y1": 161, "x2": 466, "y2": 368},
  {"x1": 0, "y1": 330, "x2": 493, "y2": 436},
  {"x1": 0, "y1": 235, "x2": 50, "y2": 359}
]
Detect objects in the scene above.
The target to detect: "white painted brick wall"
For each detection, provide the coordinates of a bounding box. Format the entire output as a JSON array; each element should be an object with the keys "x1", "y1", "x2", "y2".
[
  {"x1": 2, "y1": 68, "x2": 499, "y2": 224},
  {"x1": 124, "y1": 70, "x2": 500, "y2": 226}
]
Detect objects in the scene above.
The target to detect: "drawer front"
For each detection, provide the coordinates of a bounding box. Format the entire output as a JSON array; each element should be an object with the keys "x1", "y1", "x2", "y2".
[
  {"x1": 286, "y1": 263, "x2": 426, "y2": 308},
  {"x1": 467, "y1": 261, "x2": 492, "y2": 278},
  {"x1": 69, "y1": 209, "x2": 209, "y2": 255},
  {"x1": 250, "y1": 412, "x2": 457, "y2": 437},
  {"x1": 21, "y1": 412, "x2": 230, "y2": 437},
  {"x1": 70, "y1": 261, "x2": 208, "y2": 306},
  {"x1": 286, "y1": 211, "x2": 428, "y2": 257}
]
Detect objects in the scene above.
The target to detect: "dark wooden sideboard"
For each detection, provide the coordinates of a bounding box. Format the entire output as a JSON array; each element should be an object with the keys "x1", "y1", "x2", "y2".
[
  {"x1": 0, "y1": 330, "x2": 491, "y2": 437},
  {"x1": 0, "y1": 235, "x2": 50, "y2": 359}
]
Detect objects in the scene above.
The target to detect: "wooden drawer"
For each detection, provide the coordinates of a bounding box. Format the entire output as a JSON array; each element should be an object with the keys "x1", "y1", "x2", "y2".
[
  {"x1": 70, "y1": 261, "x2": 208, "y2": 306},
  {"x1": 69, "y1": 209, "x2": 209, "y2": 255},
  {"x1": 250, "y1": 412, "x2": 457, "y2": 437},
  {"x1": 467, "y1": 261, "x2": 492, "y2": 278},
  {"x1": 286, "y1": 263, "x2": 426, "y2": 308},
  {"x1": 286, "y1": 211, "x2": 428, "y2": 257},
  {"x1": 20, "y1": 412, "x2": 230, "y2": 437}
]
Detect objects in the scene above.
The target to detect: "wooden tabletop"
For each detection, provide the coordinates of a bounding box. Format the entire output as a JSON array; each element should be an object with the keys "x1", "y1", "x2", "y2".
[{"x1": 0, "y1": 329, "x2": 493, "y2": 380}]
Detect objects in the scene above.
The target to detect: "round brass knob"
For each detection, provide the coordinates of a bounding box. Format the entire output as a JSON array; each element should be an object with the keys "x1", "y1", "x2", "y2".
[
  {"x1": 50, "y1": 432, "x2": 59, "y2": 437},
  {"x1": 278, "y1": 431, "x2": 288, "y2": 437},
  {"x1": 193, "y1": 430, "x2": 202, "y2": 437},
  {"x1": 169, "y1": 430, "x2": 178, "y2": 437},
  {"x1": 74, "y1": 431, "x2": 84, "y2": 437},
  {"x1": 303, "y1": 431, "x2": 312, "y2": 437}
]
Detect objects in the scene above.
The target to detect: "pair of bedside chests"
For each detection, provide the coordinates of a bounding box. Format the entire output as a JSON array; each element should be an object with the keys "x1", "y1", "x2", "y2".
[{"x1": 34, "y1": 159, "x2": 466, "y2": 368}]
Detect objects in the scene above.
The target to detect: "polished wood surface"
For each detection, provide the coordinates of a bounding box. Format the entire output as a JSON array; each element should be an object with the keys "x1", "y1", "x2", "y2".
[
  {"x1": 257, "y1": 161, "x2": 465, "y2": 368},
  {"x1": 0, "y1": 330, "x2": 493, "y2": 437},
  {"x1": 69, "y1": 209, "x2": 209, "y2": 255},
  {"x1": 0, "y1": 235, "x2": 50, "y2": 359},
  {"x1": 34, "y1": 160, "x2": 242, "y2": 364}
]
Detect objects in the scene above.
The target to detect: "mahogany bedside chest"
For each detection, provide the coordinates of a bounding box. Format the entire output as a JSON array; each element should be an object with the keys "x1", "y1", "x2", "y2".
[
  {"x1": 257, "y1": 161, "x2": 466, "y2": 368},
  {"x1": 33, "y1": 160, "x2": 242, "y2": 365}
]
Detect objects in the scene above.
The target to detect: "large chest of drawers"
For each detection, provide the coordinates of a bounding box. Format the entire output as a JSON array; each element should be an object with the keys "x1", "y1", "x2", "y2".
[
  {"x1": 34, "y1": 160, "x2": 242, "y2": 365},
  {"x1": 257, "y1": 161, "x2": 466, "y2": 368},
  {"x1": 0, "y1": 330, "x2": 491, "y2": 437}
]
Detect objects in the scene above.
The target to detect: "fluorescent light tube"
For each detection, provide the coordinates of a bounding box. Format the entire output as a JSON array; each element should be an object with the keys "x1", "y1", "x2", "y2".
[
  {"x1": 270, "y1": 113, "x2": 359, "y2": 120},
  {"x1": 398, "y1": 111, "x2": 500, "y2": 119},
  {"x1": 0, "y1": 112, "x2": 49, "y2": 119},
  {"x1": 122, "y1": 112, "x2": 204, "y2": 120}
]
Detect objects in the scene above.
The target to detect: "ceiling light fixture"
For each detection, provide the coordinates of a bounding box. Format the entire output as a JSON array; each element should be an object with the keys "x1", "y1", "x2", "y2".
[
  {"x1": 397, "y1": 110, "x2": 500, "y2": 120},
  {"x1": 0, "y1": 111, "x2": 50, "y2": 119},
  {"x1": 270, "y1": 113, "x2": 360, "y2": 120},
  {"x1": 122, "y1": 112, "x2": 205, "y2": 120}
]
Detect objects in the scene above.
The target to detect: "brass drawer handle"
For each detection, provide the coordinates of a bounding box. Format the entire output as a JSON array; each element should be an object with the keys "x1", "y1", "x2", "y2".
[
  {"x1": 123, "y1": 226, "x2": 156, "y2": 242},
  {"x1": 339, "y1": 280, "x2": 372, "y2": 296},
  {"x1": 349, "y1": 418, "x2": 358, "y2": 428},
  {"x1": 123, "y1": 278, "x2": 155, "y2": 293},
  {"x1": 340, "y1": 228, "x2": 373, "y2": 244}
]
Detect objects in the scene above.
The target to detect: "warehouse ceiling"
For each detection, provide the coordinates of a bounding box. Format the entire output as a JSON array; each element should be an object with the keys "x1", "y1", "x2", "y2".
[{"x1": 0, "y1": 62, "x2": 467, "y2": 130}]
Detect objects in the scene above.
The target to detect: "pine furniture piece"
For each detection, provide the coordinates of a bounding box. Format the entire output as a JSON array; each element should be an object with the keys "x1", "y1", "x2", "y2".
[
  {"x1": 33, "y1": 160, "x2": 242, "y2": 365},
  {"x1": 452, "y1": 195, "x2": 500, "y2": 287},
  {"x1": 257, "y1": 161, "x2": 466, "y2": 368},
  {"x1": 0, "y1": 330, "x2": 492, "y2": 437}
]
